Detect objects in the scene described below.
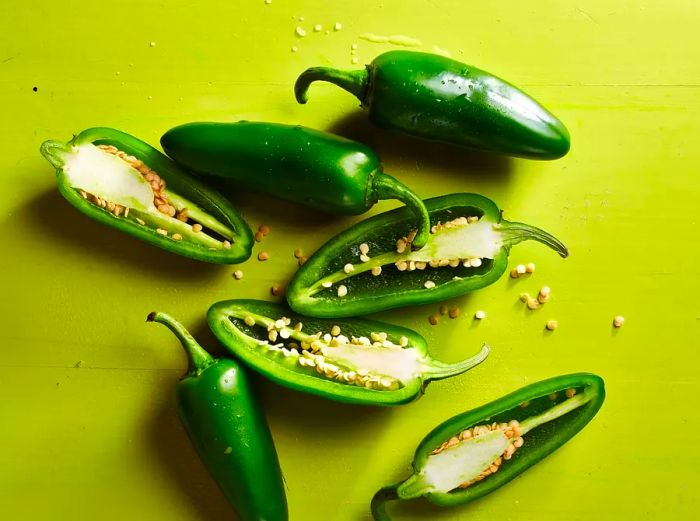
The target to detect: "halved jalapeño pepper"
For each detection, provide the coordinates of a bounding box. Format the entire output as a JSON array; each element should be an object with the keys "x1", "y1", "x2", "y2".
[
  {"x1": 371, "y1": 373, "x2": 605, "y2": 520},
  {"x1": 287, "y1": 193, "x2": 568, "y2": 318},
  {"x1": 207, "y1": 299, "x2": 489, "y2": 406},
  {"x1": 40, "y1": 128, "x2": 253, "y2": 263}
]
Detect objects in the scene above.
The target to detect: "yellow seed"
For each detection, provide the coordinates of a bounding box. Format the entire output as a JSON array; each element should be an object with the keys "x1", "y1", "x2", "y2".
[
  {"x1": 526, "y1": 262, "x2": 536, "y2": 273},
  {"x1": 359, "y1": 243, "x2": 369, "y2": 255},
  {"x1": 157, "y1": 204, "x2": 170, "y2": 215},
  {"x1": 510, "y1": 268, "x2": 520, "y2": 279},
  {"x1": 566, "y1": 388, "x2": 577, "y2": 398},
  {"x1": 360, "y1": 254, "x2": 370, "y2": 262},
  {"x1": 514, "y1": 437, "x2": 524, "y2": 448},
  {"x1": 244, "y1": 315, "x2": 255, "y2": 326},
  {"x1": 337, "y1": 285, "x2": 348, "y2": 297},
  {"x1": 298, "y1": 256, "x2": 307, "y2": 266},
  {"x1": 172, "y1": 233, "x2": 182, "y2": 241},
  {"x1": 233, "y1": 270, "x2": 243, "y2": 280},
  {"x1": 331, "y1": 325, "x2": 341, "y2": 336},
  {"x1": 429, "y1": 314, "x2": 439, "y2": 326},
  {"x1": 293, "y1": 248, "x2": 304, "y2": 259},
  {"x1": 192, "y1": 223, "x2": 202, "y2": 233},
  {"x1": 399, "y1": 336, "x2": 408, "y2": 347},
  {"x1": 371, "y1": 266, "x2": 382, "y2": 276},
  {"x1": 223, "y1": 240, "x2": 231, "y2": 249},
  {"x1": 424, "y1": 280, "x2": 436, "y2": 289},
  {"x1": 176, "y1": 208, "x2": 189, "y2": 222},
  {"x1": 396, "y1": 261, "x2": 408, "y2": 271},
  {"x1": 448, "y1": 307, "x2": 460, "y2": 319},
  {"x1": 258, "y1": 251, "x2": 269, "y2": 261},
  {"x1": 343, "y1": 263, "x2": 354, "y2": 273},
  {"x1": 255, "y1": 231, "x2": 264, "y2": 242},
  {"x1": 613, "y1": 315, "x2": 625, "y2": 328},
  {"x1": 156, "y1": 228, "x2": 167, "y2": 236},
  {"x1": 527, "y1": 297, "x2": 540, "y2": 310},
  {"x1": 259, "y1": 224, "x2": 270, "y2": 236},
  {"x1": 270, "y1": 284, "x2": 284, "y2": 297},
  {"x1": 467, "y1": 216, "x2": 479, "y2": 224},
  {"x1": 546, "y1": 319, "x2": 558, "y2": 331},
  {"x1": 516, "y1": 264, "x2": 527, "y2": 275},
  {"x1": 136, "y1": 218, "x2": 146, "y2": 225}
]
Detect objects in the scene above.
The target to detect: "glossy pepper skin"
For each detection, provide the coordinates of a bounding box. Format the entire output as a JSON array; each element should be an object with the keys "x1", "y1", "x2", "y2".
[
  {"x1": 286, "y1": 193, "x2": 568, "y2": 318},
  {"x1": 40, "y1": 128, "x2": 253, "y2": 263},
  {"x1": 207, "y1": 299, "x2": 489, "y2": 406},
  {"x1": 147, "y1": 312, "x2": 287, "y2": 521},
  {"x1": 371, "y1": 373, "x2": 605, "y2": 520},
  {"x1": 161, "y1": 121, "x2": 431, "y2": 248},
  {"x1": 295, "y1": 51, "x2": 570, "y2": 160}
]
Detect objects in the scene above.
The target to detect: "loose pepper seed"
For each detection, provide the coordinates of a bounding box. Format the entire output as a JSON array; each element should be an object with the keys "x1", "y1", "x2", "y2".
[
  {"x1": 613, "y1": 315, "x2": 625, "y2": 328},
  {"x1": 448, "y1": 307, "x2": 461, "y2": 319},
  {"x1": 294, "y1": 248, "x2": 304, "y2": 259},
  {"x1": 546, "y1": 320, "x2": 558, "y2": 331},
  {"x1": 474, "y1": 310, "x2": 486, "y2": 320},
  {"x1": 258, "y1": 251, "x2": 269, "y2": 261},
  {"x1": 429, "y1": 314, "x2": 439, "y2": 325},
  {"x1": 255, "y1": 231, "x2": 264, "y2": 242},
  {"x1": 271, "y1": 284, "x2": 284, "y2": 297}
]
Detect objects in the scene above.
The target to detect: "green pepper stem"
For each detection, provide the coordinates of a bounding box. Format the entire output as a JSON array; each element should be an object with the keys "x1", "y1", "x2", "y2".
[
  {"x1": 40, "y1": 140, "x2": 69, "y2": 169},
  {"x1": 519, "y1": 387, "x2": 596, "y2": 436},
  {"x1": 422, "y1": 344, "x2": 490, "y2": 381},
  {"x1": 371, "y1": 172, "x2": 430, "y2": 249},
  {"x1": 498, "y1": 221, "x2": 569, "y2": 258},
  {"x1": 294, "y1": 66, "x2": 369, "y2": 104},
  {"x1": 370, "y1": 484, "x2": 400, "y2": 521},
  {"x1": 147, "y1": 312, "x2": 215, "y2": 376}
]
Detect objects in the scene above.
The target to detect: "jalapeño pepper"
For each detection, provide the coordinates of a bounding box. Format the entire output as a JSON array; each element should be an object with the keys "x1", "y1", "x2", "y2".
[
  {"x1": 371, "y1": 373, "x2": 605, "y2": 520},
  {"x1": 160, "y1": 121, "x2": 431, "y2": 248},
  {"x1": 207, "y1": 299, "x2": 489, "y2": 406},
  {"x1": 295, "y1": 50, "x2": 570, "y2": 160},
  {"x1": 286, "y1": 193, "x2": 568, "y2": 318},
  {"x1": 147, "y1": 312, "x2": 287, "y2": 521},
  {"x1": 40, "y1": 128, "x2": 253, "y2": 263}
]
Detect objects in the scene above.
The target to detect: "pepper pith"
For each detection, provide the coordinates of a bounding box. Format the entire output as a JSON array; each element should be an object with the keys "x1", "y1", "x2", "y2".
[
  {"x1": 287, "y1": 193, "x2": 569, "y2": 318},
  {"x1": 40, "y1": 127, "x2": 252, "y2": 263},
  {"x1": 295, "y1": 50, "x2": 570, "y2": 160},
  {"x1": 207, "y1": 299, "x2": 489, "y2": 406}
]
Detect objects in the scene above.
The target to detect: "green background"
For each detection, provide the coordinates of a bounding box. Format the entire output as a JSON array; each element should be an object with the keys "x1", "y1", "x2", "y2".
[{"x1": 1, "y1": 1, "x2": 698, "y2": 519}]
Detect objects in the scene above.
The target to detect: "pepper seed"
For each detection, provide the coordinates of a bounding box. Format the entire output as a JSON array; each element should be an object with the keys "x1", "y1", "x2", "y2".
[
  {"x1": 172, "y1": 233, "x2": 183, "y2": 241},
  {"x1": 293, "y1": 248, "x2": 304, "y2": 259},
  {"x1": 331, "y1": 325, "x2": 341, "y2": 336},
  {"x1": 546, "y1": 319, "x2": 558, "y2": 331},
  {"x1": 424, "y1": 280, "x2": 436, "y2": 289},
  {"x1": 526, "y1": 262, "x2": 536, "y2": 273},
  {"x1": 192, "y1": 223, "x2": 202, "y2": 233},
  {"x1": 613, "y1": 315, "x2": 625, "y2": 328},
  {"x1": 270, "y1": 284, "x2": 284, "y2": 297},
  {"x1": 371, "y1": 266, "x2": 382, "y2": 276},
  {"x1": 343, "y1": 263, "x2": 354, "y2": 273},
  {"x1": 156, "y1": 228, "x2": 167, "y2": 236},
  {"x1": 233, "y1": 270, "x2": 244, "y2": 280},
  {"x1": 244, "y1": 315, "x2": 255, "y2": 326},
  {"x1": 429, "y1": 314, "x2": 439, "y2": 325},
  {"x1": 448, "y1": 307, "x2": 461, "y2": 319},
  {"x1": 255, "y1": 231, "x2": 264, "y2": 242},
  {"x1": 258, "y1": 251, "x2": 269, "y2": 261},
  {"x1": 359, "y1": 243, "x2": 369, "y2": 255},
  {"x1": 259, "y1": 224, "x2": 271, "y2": 236},
  {"x1": 337, "y1": 285, "x2": 348, "y2": 297},
  {"x1": 474, "y1": 310, "x2": 486, "y2": 320}
]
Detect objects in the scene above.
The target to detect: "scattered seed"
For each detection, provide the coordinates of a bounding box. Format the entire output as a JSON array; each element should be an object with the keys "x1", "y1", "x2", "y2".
[
  {"x1": 527, "y1": 298, "x2": 540, "y2": 310},
  {"x1": 343, "y1": 263, "x2": 355, "y2": 273},
  {"x1": 258, "y1": 251, "x2": 269, "y2": 261},
  {"x1": 259, "y1": 224, "x2": 271, "y2": 236},
  {"x1": 233, "y1": 270, "x2": 244, "y2": 280},
  {"x1": 510, "y1": 268, "x2": 520, "y2": 278},
  {"x1": 371, "y1": 266, "x2": 382, "y2": 276},
  {"x1": 613, "y1": 315, "x2": 625, "y2": 328},
  {"x1": 546, "y1": 320, "x2": 558, "y2": 331},
  {"x1": 538, "y1": 286, "x2": 551, "y2": 303},
  {"x1": 293, "y1": 248, "x2": 304, "y2": 259},
  {"x1": 322, "y1": 281, "x2": 333, "y2": 288},
  {"x1": 516, "y1": 264, "x2": 527, "y2": 275},
  {"x1": 360, "y1": 254, "x2": 370, "y2": 262},
  {"x1": 526, "y1": 262, "x2": 536, "y2": 273},
  {"x1": 254, "y1": 231, "x2": 264, "y2": 242},
  {"x1": 337, "y1": 285, "x2": 348, "y2": 297},
  {"x1": 223, "y1": 240, "x2": 231, "y2": 249},
  {"x1": 429, "y1": 314, "x2": 439, "y2": 326},
  {"x1": 156, "y1": 228, "x2": 167, "y2": 236},
  {"x1": 439, "y1": 304, "x2": 448, "y2": 315},
  {"x1": 448, "y1": 307, "x2": 461, "y2": 319},
  {"x1": 566, "y1": 388, "x2": 577, "y2": 398},
  {"x1": 298, "y1": 256, "x2": 307, "y2": 266},
  {"x1": 474, "y1": 310, "x2": 486, "y2": 320},
  {"x1": 172, "y1": 233, "x2": 182, "y2": 241},
  {"x1": 313, "y1": 24, "x2": 322, "y2": 32},
  {"x1": 331, "y1": 325, "x2": 341, "y2": 336},
  {"x1": 334, "y1": 22, "x2": 342, "y2": 31},
  {"x1": 295, "y1": 26, "x2": 306, "y2": 37},
  {"x1": 424, "y1": 280, "x2": 436, "y2": 289},
  {"x1": 291, "y1": 46, "x2": 298, "y2": 52},
  {"x1": 359, "y1": 243, "x2": 369, "y2": 255},
  {"x1": 270, "y1": 284, "x2": 284, "y2": 297},
  {"x1": 244, "y1": 315, "x2": 255, "y2": 326}
]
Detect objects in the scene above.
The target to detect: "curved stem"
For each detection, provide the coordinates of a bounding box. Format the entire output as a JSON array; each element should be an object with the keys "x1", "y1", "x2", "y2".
[
  {"x1": 147, "y1": 312, "x2": 215, "y2": 376},
  {"x1": 294, "y1": 66, "x2": 368, "y2": 104},
  {"x1": 499, "y1": 221, "x2": 569, "y2": 258},
  {"x1": 370, "y1": 484, "x2": 400, "y2": 521},
  {"x1": 372, "y1": 172, "x2": 431, "y2": 249},
  {"x1": 423, "y1": 344, "x2": 490, "y2": 381},
  {"x1": 40, "y1": 140, "x2": 69, "y2": 169}
]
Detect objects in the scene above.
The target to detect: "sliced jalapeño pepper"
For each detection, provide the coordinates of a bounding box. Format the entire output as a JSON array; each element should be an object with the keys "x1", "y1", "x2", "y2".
[
  {"x1": 41, "y1": 128, "x2": 253, "y2": 263},
  {"x1": 147, "y1": 312, "x2": 288, "y2": 521},
  {"x1": 207, "y1": 299, "x2": 489, "y2": 406},
  {"x1": 160, "y1": 121, "x2": 431, "y2": 248},
  {"x1": 371, "y1": 373, "x2": 605, "y2": 520},
  {"x1": 286, "y1": 193, "x2": 568, "y2": 318},
  {"x1": 295, "y1": 50, "x2": 570, "y2": 160}
]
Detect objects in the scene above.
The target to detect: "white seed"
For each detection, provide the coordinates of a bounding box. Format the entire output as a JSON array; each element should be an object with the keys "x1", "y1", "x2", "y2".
[
  {"x1": 275, "y1": 319, "x2": 285, "y2": 329},
  {"x1": 359, "y1": 243, "x2": 369, "y2": 255},
  {"x1": 279, "y1": 329, "x2": 291, "y2": 339},
  {"x1": 322, "y1": 281, "x2": 333, "y2": 288},
  {"x1": 343, "y1": 263, "x2": 355, "y2": 273},
  {"x1": 424, "y1": 280, "x2": 436, "y2": 289},
  {"x1": 546, "y1": 320, "x2": 558, "y2": 331},
  {"x1": 516, "y1": 264, "x2": 527, "y2": 275},
  {"x1": 613, "y1": 315, "x2": 625, "y2": 328},
  {"x1": 467, "y1": 216, "x2": 479, "y2": 224},
  {"x1": 351, "y1": 43, "x2": 358, "y2": 50},
  {"x1": 371, "y1": 266, "x2": 382, "y2": 276},
  {"x1": 474, "y1": 310, "x2": 486, "y2": 320},
  {"x1": 396, "y1": 261, "x2": 407, "y2": 271},
  {"x1": 337, "y1": 285, "x2": 348, "y2": 297},
  {"x1": 470, "y1": 258, "x2": 482, "y2": 268},
  {"x1": 313, "y1": 24, "x2": 323, "y2": 32},
  {"x1": 360, "y1": 254, "x2": 370, "y2": 263},
  {"x1": 333, "y1": 22, "x2": 342, "y2": 31},
  {"x1": 244, "y1": 316, "x2": 255, "y2": 326},
  {"x1": 331, "y1": 325, "x2": 341, "y2": 336},
  {"x1": 399, "y1": 336, "x2": 409, "y2": 347},
  {"x1": 526, "y1": 262, "x2": 536, "y2": 273},
  {"x1": 295, "y1": 26, "x2": 306, "y2": 37},
  {"x1": 233, "y1": 270, "x2": 244, "y2": 280},
  {"x1": 351, "y1": 57, "x2": 358, "y2": 64}
]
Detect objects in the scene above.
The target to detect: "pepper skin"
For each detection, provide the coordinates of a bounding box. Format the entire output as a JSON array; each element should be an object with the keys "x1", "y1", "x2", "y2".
[
  {"x1": 160, "y1": 121, "x2": 431, "y2": 248},
  {"x1": 41, "y1": 128, "x2": 252, "y2": 263},
  {"x1": 371, "y1": 373, "x2": 605, "y2": 520},
  {"x1": 207, "y1": 299, "x2": 489, "y2": 406},
  {"x1": 295, "y1": 51, "x2": 570, "y2": 160},
  {"x1": 286, "y1": 193, "x2": 568, "y2": 318},
  {"x1": 147, "y1": 312, "x2": 287, "y2": 521}
]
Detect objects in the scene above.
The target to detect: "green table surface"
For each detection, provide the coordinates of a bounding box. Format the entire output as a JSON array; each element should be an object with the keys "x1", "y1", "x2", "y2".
[{"x1": 1, "y1": 1, "x2": 699, "y2": 519}]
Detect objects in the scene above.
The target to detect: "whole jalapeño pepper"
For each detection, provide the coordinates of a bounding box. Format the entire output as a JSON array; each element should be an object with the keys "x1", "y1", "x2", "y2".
[
  {"x1": 160, "y1": 121, "x2": 431, "y2": 248},
  {"x1": 286, "y1": 193, "x2": 568, "y2": 318},
  {"x1": 40, "y1": 128, "x2": 253, "y2": 263},
  {"x1": 147, "y1": 312, "x2": 288, "y2": 521},
  {"x1": 371, "y1": 373, "x2": 605, "y2": 520},
  {"x1": 295, "y1": 51, "x2": 570, "y2": 160},
  {"x1": 207, "y1": 300, "x2": 489, "y2": 406}
]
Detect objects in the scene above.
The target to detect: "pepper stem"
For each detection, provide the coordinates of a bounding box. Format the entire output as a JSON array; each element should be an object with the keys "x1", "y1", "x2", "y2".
[
  {"x1": 40, "y1": 140, "x2": 69, "y2": 169},
  {"x1": 519, "y1": 386, "x2": 596, "y2": 436},
  {"x1": 294, "y1": 66, "x2": 369, "y2": 104},
  {"x1": 370, "y1": 484, "x2": 400, "y2": 521},
  {"x1": 371, "y1": 172, "x2": 431, "y2": 249},
  {"x1": 147, "y1": 312, "x2": 215, "y2": 376},
  {"x1": 498, "y1": 221, "x2": 569, "y2": 258},
  {"x1": 422, "y1": 344, "x2": 490, "y2": 381}
]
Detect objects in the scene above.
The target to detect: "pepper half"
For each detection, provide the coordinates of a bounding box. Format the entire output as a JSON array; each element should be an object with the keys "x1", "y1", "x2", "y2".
[
  {"x1": 286, "y1": 193, "x2": 568, "y2": 318},
  {"x1": 41, "y1": 128, "x2": 253, "y2": 263},
  {"x1": 207, "y1": 299, "x2": 489, "y2": 406},
  {"x1": 295, "y1": 50, "x2": 570, "y2": 160},
  {"x1": 371, "y1": 373, "x2": 605, "y2": 520},
  {"x1": 160, "y1": 121, "x2": 431, "y2": 248},
  {"x1": 147, "y1": 312, "x2": 288, "y2": 521}
]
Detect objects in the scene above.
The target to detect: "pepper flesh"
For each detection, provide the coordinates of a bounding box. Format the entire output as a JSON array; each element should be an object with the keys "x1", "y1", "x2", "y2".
[
  {"x1": 371, "y1": 373, "x2": 605, "y2": 520},
  {"x1": 295, "y1": 50, "x2": 570, "y2": 160},
  {"x1": 40, "y1": 128, "x2": 253, "y2": 263},
  {"x1": 160, "y1": 121, "x2": 431, "y2": 248},
  {"x1": 147, "y1": 312, "x2": 287, "y2": 521},
  {"x1": 287, "y1": 193, "x2": 568, "y2": 318},
  {"x1": 207, "y1": 299, "x2": 489, "y2": 406}
]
